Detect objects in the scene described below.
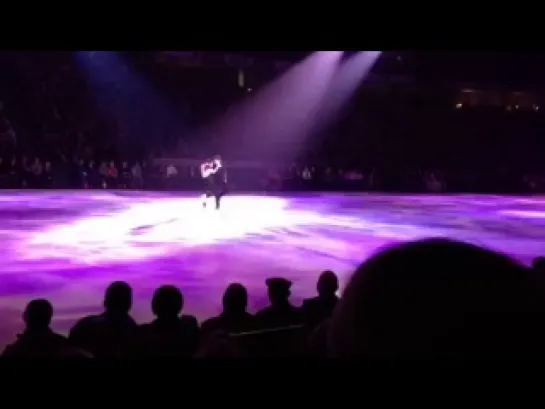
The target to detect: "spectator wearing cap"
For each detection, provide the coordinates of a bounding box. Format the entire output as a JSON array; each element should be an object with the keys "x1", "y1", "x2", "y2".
[{"x1": 255, "y1": 277, "x2": 301, "y2": 330}]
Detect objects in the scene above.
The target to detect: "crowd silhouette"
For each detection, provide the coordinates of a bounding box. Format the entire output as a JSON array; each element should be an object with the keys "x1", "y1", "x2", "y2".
[
  {"x1": 1, "y1": 52, "x2": 544, "y2": 358},
  {"x1": 3, "y1": 239, "x2": 544, "y2": 359},
  {"x1": 1, "y1": 52, "x2": 544, "y2": 195}
]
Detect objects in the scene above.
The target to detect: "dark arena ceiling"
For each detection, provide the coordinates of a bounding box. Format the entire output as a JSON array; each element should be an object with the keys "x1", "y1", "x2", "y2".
[
  {"x1": 227, "y1": 51, "x2": 545, "y2": 86},
  {"x1": 6, "y1": 51, "x2": 540, "y2": 87}
]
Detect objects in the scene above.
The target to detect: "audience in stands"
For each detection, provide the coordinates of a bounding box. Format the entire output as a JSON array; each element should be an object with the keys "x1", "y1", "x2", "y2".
[
  {"x1": 0, "y1": 51, "x2": 544, "y2": 194},
  {"x1": 0, "y1": 53, "x2": 544, "y2": 358}
]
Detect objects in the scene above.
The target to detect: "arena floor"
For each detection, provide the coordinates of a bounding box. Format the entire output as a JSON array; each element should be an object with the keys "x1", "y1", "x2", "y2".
[{"x1": 0, "y1": 190, "x2": 544, "y2": 348}]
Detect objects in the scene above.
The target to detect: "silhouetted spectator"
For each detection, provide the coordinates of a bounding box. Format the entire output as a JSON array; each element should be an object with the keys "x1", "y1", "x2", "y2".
[
  {"x1": 131, "y1": 162, "x2": 143, "y2": 189},
  {"x1": 22, "y1": 157, "x2": 41, "y2": 188},
  {"x1": 533, "y1": 257, "x2": 545, "y2": 274},
  {"x1": 301, "y1": 270, "x2": 339, "y2": 328},
  {"x1": 2, "y1": 299, "x2": 70, "y2": 358},
  {"x1": 106, "y1": 160, "x2": 118, "y2": 188},
  {"x1": 20, "y1": 156, "x2": 31, "y2": 187},
  {"x1": 307, "y1": 319, "x2": 330, "y2": 357},
  {"x1": 327, "y1": 238, "x2": 545, "y2": 359},
  {"x1": 201, "y1": 283, "x2": 256, "y2": 336},
  {"x1": 136, "y1": 285, "x2": 200, "y2": 357},
  {"x1": 255, "y1": 277, "x2": 301, "y2": 329},
  {"x1": 87, "y1": 160, "x2": 100, "y2": 188},
  {"x1": 77, "y1": 158, "x2": 88, "y2": 188},
  {"x1": 196, "y1": 331, "x2": 242, "y2": 358},
  {"x1": 98, "y1": 161, "x2": 108, "y2": 188},
  {"x1": 7, "y1": 157, "x2": 20, "y2": 188},
  {"x1": 43, "y1": 161, "x2": 54, "y2": 188},
  {"x1": 0, "y1": 157, "x2": 6, "y2": 188},
  {"x1": 119, "y1": 161, "x2": 131, "y2": 189},
  {"x1": 69, "y1": 281, "x2": 138, "y2": 357}
]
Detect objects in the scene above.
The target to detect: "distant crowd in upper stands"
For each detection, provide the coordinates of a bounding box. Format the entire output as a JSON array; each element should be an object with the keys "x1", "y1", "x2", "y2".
[{"x1": 0, "y1": 51, "x2": 543, "y2": 194}]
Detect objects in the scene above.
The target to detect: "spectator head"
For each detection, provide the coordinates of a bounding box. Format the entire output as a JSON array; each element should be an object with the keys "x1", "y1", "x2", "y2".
[
  {"x1": 151, "y1": 285, "x2": 183, "y2": 319},
  {"x1": 103, "y1": 281, "x2": 132, "y2": 316},
  {"x1": 317, "y1": 270, "x2": 339, "y2": 298},
  {"x1": 266, "y1": 277, "x2": 292, "y2": 305},
  {"x1": 327, "y1": 238, "x2": 545, "y2": 359},
  {"x1": 23, "y1": 299, "x2": 53, "y2": 332},
  {"x1": 222, "y1": 283, "x2": 248, "y2": 314}
]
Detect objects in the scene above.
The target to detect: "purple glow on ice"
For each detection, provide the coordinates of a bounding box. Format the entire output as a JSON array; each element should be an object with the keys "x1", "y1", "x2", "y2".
[
  {"x1": 0, "y1": 191, "x2": 544, "y2": 349},
  {"x1": 24, "y1": 196, "x2": 291, "y2": 263}
]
